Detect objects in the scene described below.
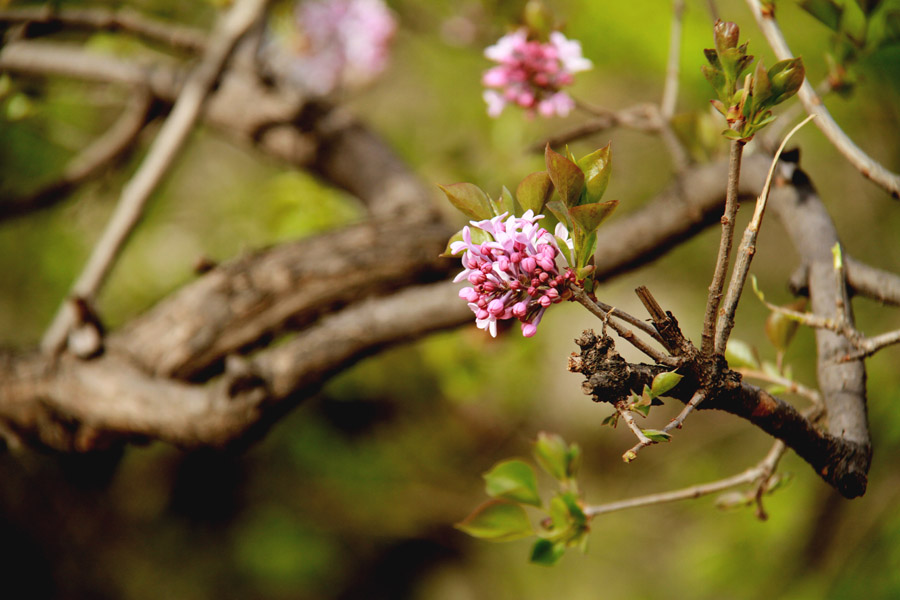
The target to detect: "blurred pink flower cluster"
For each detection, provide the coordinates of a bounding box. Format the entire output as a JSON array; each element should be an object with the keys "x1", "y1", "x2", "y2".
[
  {"x1": 290, "y1": 0, "x2": 396, "y2": 95},
  {"x1": 482, "y1": 29, "x2": 592, "y2": 118},
  {"x1": 452, "y1": 211, "x2": 575, "y2": 338}
]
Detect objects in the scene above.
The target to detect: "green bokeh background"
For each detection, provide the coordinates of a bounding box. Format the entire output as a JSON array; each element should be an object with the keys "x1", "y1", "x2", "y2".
[{"x1": 1, "y1": 0, "x2": 899, "y2": 598}]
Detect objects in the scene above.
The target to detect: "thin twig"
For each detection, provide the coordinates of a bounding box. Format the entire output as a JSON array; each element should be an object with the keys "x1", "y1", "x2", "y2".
[
  {"x1": 701, "y1": 139, "x2": 744, "y2": 355},
  {"x1": 661, "y1": 0, "x2": 684, "y2": 120},
  {"x1": 746, "y1": 0, "x2": 900, "y2": 199},
  {"x1": 737, "y1": 368, "x2": 823, "y2": 408},
  {"x1": 621, "y1": 389, "x2": 706, "y2": 461},
  {"x1": 840, "y1": 329, "x2": 900, "y2": 362},
  {"x1": 586, "y1": 440, "x2": 779, "y2": 517},
  {"x1": 663, "y1": 389, "x2": 706, "y2": 432},
  {"x1": 714, "y1": 115, "x2": 816, "y2": 353},
  {"x1": 41, "y1": 0, "x2": 270, "y2": 354},
  {"x1": 618, "y1": 402, "x2": 653, "y2": 446},
  {"x1": 589, "y1": 297, "x2": 667, "y2": 346},
  {"x1": 569, "y1": 285, "x2": 677, "y2": 365},
  {"x1": 0, "y1": 6, "x2": 207, "y2": 53},
  {"x1": 0, "y1": 88, "x2": 152, "y2": 222}
]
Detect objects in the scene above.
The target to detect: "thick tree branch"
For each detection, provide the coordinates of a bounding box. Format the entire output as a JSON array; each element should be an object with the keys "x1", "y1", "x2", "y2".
[{"x1": 571, "y1": 330, "x2": 868, "y2": 498}]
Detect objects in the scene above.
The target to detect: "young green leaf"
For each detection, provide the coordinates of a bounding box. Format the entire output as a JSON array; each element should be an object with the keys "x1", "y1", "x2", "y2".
[
  {"x1": 533, "y1": 432, "x2": 569, "y2": 481},
  {"x1": 438, "y1": 182, "x2": 493, "y2": 220},
  {"x1": 483, "y1": 459, "x2": 542, "y2": 507},
  {"x1": 516, "y1": 171, "x2": 554, "y2": 214},
  {"x1": 765, "y1": 298, "x2": 806, "y2": 352},
  {"x1": 725, "y1": 339, "x2": 760, "y2": 369},
  {"x1": 650, "y1": 371, "x2": 683, "y2": 397},
  {"x1": 576, "y1": 143, "x2": 612, "y2": 204},
  {"x1": 799, "y1": 0, "x2": 843, "y2": 31},
  {"x1": 530, "y1": 538, "x2": 566, "y2": 566},
  {"x1": 455, "y1": 499, "x2": 534, "y2": 541},
  {"x1": 641, "y1": 429, "x2": 672, "y2": 442},
  {"x1": 545, "y1": 144, "x2": 585, "y2": 208},
  {"x1": 568, "y1": 200, "x2": 618, "y2": 235}
]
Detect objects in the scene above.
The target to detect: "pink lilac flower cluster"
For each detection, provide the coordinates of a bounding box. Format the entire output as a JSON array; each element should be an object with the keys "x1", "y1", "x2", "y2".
[
  {"x1": 451, "y1": 211, "x2": 576, "y2": 337},
  {"x1": 291, "y1": 0, "x2": 396, "y2": 95},
  {"x1": 482, "y1": 29, "x2": 592, "y2": 118}
]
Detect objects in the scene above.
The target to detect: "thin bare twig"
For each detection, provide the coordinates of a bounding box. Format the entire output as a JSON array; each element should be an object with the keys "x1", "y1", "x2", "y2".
[
  {"x1": 746, "y1": 0, "x2": 900, "y2": 199},
  {"x1": 737, "y1": 368, "x2": 823, "y2": 408},
  {"x1": 845, "y1": 257, "x2": 900, "y2": 307},
  {"x1": 41, "y1": 0, "x2": 270, "y2": 354},
  {"x1": 622, "y1": 389, "x2": 706, "y2": 461},
  {"x1": 701, "y1": 139, "x2": 744, "y2": 354},
  {"x1": 569, "y1": 285, "x2": 677, "y2": 365},
  {"x1": 0, "y1": 6, "x2": 207, "y2": 53},
  {"x1": 661, "y1": 0, "x2": 685, "y2": 120},
  {"x1": 0, "y1": 88, "x2": 152, "y2": 222},
  {"x1": 714, "y1": 115, "x2": 816, "y2": 353},
  {"x1": 586, "y1": 436, "x2": 782, "y2": 517}
]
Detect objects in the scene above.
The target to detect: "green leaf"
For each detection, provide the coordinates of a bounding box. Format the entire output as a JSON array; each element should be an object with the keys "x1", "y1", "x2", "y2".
[
  {"x1": 725, "y1": 339, "x2": 759, "y2": 369},
  {"x1": 855, "y1": 0, "x2": 883, "y2": 16},
  {"x1": 530, "y1": 538, "x2": 566, "y2": 566},
  {"x1": 601, "y1": 412, "x2": 619, "y2": 427},
  {"x1": 548, "y1": 494, "x2": 573, "y2": 530},
  {"x1": 6, "y1": 93, "x2": 33, "y2": 121},
  {"x1": 438, "y1": 183, "x2": 493, "y2": 220},
  {"x1": 516, "y1": 171, "x2": 553, "y2": 214},
  {"x1": 545, "y1": 145, "x2": 585, "y2": 208},
  {"x1": 651, "y1": 371, "x2": 683, "y2": 397},
  {"x1": 566, "y1": 443, "x2": 582, "y2": 479},
  {"x1": 840, "y1": 0, "x2": 868, "y2": 47},
  {"x1": 568, "y1": 200, "x2": 618, "y2": 236},
  {"x1": 765, "y1": 298, "x2": 806, "y2": 351},
  {"x1": 455, "y1": 500, "x2": 534, "y2": 541},
  {"x1": 558, "y1": 491, "x2": 587, "y2": 525},
  {"x1": 632, "y1": 403, "x2": 652, "y2": 417},
  {"x1": 799, "y1": 0, "x2": 843, "y2": 31},
  {"x1": 544, "y1": 200, "x2": 569, "y2": 226},
  {"x1": 483, "y1": 460, "x2": 542, "y2": 507},
  {"x1": 490, "y1": 186, "x2": 518, "y2": 217},
  {"x1": 574, "y1": 230, "x2": 597, "y2": 271},
  {"x1": 533, "y1": 432, "x2": 569, "y2": 481},
  {"x1": 751, "y1": 59, "x2": 772, "y2": 111},
  {"x1": 554, "y1": 234, "x2": 575, "y2": 268},
  {"x1": 576, "y1": 144, "x2": 612, "y2": 204},
  {"x1": 641, "y1": 429, "x2": 672, "y2": 442}
]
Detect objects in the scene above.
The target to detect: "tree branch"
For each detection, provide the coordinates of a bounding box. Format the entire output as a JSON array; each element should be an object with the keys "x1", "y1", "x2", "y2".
[{"x1": 0, "y1": 5, "x2": 207, "y2": 53}]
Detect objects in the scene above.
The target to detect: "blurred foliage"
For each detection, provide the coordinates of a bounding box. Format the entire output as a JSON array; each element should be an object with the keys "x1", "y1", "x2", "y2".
[{"x1": 1, "y1": 0, "x2": 900, "y2": 598}]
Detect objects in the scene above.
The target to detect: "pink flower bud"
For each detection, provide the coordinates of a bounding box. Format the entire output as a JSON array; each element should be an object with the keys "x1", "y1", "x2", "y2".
[
  {"x1": 521, "y1": 322, "x2": 537, "y2": 337},
  {"x1": 476, "y1": 308, "x2": 489, "y2": 320},
  {"x1": 459, "y1": 287, "x2": 479, "y2": 302},
  {"x1": 483, "y1": 280, "x2": 497, "y2": 293},
  {"x1": 487, "y1": 298, "x2": 506, "y2": 316},
  {"x1": 539, "y1": 295, "x2": 552, "y2": 307},
  {"x1": 512, "y1": 301, "x2": 527, "y2": 318},
  {"x1": 468, "y1": 271, "x2": 486, "y2": 285},
  {"x1": 537, "y1": 257, "x2": 555, "y2": 271},
  {"x1": 521, "y1": 257, "x2": 537, "y2": 273}
]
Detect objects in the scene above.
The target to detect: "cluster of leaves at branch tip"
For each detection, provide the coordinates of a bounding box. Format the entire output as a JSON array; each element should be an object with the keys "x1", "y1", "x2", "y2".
[
  {"x1": 455, "y1": 432, "x2": 590, "y2": 566},
  {"x1": 702, "y1": 20, "x2": 805, "y2": 142},
  {"x1": 602, "y1": 371, "x2": 683, "y2": 445},
  {"x1": 440, "y1": 142, "x2": 617, "y2": 292},
  {"x1": 798, "y1": 0, "x2": 900, "y2": 93}
]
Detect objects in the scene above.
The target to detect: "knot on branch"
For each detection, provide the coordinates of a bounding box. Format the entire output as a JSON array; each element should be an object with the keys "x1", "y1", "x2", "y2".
[{"x1": 568, "y1": 330, "x2": 662, "y2": 405}]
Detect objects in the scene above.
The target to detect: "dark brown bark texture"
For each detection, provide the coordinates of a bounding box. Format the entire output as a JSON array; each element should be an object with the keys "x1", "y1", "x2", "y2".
[{"x1": 0, "y1": 16, "x2": 880, "y2": 498}]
